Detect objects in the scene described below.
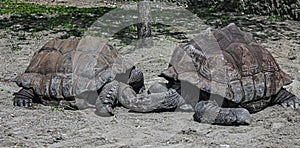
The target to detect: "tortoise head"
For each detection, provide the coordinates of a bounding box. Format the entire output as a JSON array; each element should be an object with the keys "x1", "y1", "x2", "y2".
[{"x1": 127, "y1": 66, "x2": 145, "y2": 94}]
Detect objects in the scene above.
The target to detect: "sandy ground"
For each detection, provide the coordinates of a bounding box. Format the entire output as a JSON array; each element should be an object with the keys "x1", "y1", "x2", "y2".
[{"x1": 1, "y1": 1, "x2": 300, "y2": 147}]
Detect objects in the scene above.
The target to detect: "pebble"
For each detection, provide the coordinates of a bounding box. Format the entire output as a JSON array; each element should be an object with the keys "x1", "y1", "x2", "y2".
[
  {"x1": 288, "y1": 50, "x2": 297, "y2": 60},
  {"x1": 288, "y1": 55, "x2": 297, "y2": 60},
  {"x1": 219, "y1": 144, "x2": 230, "y2": 148},
  {"x1": 271, "y1": 122, "x2": 284, "y2": 129}
]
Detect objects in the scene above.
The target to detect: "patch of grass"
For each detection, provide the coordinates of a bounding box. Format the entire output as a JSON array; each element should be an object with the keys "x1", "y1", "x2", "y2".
[
  {"x1": 11, "y1": 45, "x2": 22, "y2": 51},
  {"x1": 0, "y1": 0, "x2": 113, "y2": 15},
  {"x1": 113, "y1": 23, "x2": 187, "y2": 45},
  {"x1": 164, "y1": 35, "x2": 172, "y2": 41},
  {"x1": 267, "y1": 15, "x2": 282, "y2": 22},
  {"x1": 0, "y1": 0, "x2": 114, "y2": 38},
  {"x1": 220, "y1": 15, "x2": 230, "y2": 22},
  {"x1": 50, "y1": 106, "x2": 64, "y2": 111},
  {"x1": 192, "y1": 7, "x2": 218, "y2": 18},
  {"x1": 0, "y1": 33, "x2": 6, "y2": 39},
  {"x1": 4, "y1": 28, "x2": 12, "y2": 33},
  {"x1": 128, "y1": 25, "x2": 137, "y2": 32},
  {"x1": 14, "y1": 143, "x2": 25, "y2": 147},
  {"x1": 17, "y1": 31, "x2": 26, "y2": 40}
]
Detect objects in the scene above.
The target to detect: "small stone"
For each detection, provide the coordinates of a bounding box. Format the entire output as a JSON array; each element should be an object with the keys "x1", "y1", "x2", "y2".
[
  {"x1": 271, "y1": 122, "x2": 284, "y2": 129},
  {"x1": 219, "y1": 144, "x2": 230, "y2": 148},
  {"x1": 288, "y1": 55, "x2": 297, "y2": 60},
  {"x1": 288, "y1": 49, "x2": 297, "y2": 60}
]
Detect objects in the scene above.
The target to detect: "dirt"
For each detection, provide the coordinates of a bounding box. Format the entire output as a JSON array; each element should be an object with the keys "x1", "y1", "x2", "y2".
[{"x1": 1, "y1": 1, "x2": 300, "y2": 147}]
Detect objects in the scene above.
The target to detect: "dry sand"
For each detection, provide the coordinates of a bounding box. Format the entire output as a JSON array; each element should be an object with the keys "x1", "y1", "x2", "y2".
[{"x1": 0, "y1": 1, "x2": 300, "y2": 147}]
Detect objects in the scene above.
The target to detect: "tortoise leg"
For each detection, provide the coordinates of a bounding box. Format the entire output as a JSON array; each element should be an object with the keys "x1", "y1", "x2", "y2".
[
  {"x1": 148, "y1": 82, "x2": 168, "y2": 93},
  {"x1": 272, "y1": 88, "x2": 299, "y2": 109},
  {"x1": 95, "y1": 81, "x2": 119, "y2": 117},
  {"x1": 13, "y1": 88, "x2": 38, "y2": 107},
  {"x1": 193, "y1": 100, "x2": 251, "y2": 125},
  {"x1": 118, "y1": 83, "x2": 185, "y2": 113},
  {"x1": 148, "y1": 82, "x2": 194, "y2": 112}
]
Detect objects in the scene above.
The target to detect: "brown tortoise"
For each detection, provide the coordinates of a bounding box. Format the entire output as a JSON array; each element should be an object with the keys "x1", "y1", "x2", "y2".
[
  {"x1": 13, "y1": 36, "x2": 184, "y2": 116},
  {"x1": 149, "y1": 23, "x2": 299, "y2": 125}
]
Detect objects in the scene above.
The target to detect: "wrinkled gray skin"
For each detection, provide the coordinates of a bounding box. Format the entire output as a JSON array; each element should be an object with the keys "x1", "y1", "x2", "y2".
[
  {"x1": 150, "y1": 23, "x2": 300, "y2": 125},
  {"x1": 94, "y1": 68, "x2": 184, "y2": 117},
  {"x1": 13, "y1": 36, "x2": 184, "y2": 116}
]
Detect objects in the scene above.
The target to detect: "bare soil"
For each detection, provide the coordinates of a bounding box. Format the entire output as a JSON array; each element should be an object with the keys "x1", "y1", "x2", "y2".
[{"x1": 0, "y1": 1, "x2": 300, "y2": 147}]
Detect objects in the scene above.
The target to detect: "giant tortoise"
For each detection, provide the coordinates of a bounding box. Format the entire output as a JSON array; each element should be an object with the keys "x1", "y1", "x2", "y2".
[
  {"x1": 150, "y1": 23, "x2": 299, "y2": 125},
  {"x1": 13, "y1": 36, "x2": 183, "y2": 116}
]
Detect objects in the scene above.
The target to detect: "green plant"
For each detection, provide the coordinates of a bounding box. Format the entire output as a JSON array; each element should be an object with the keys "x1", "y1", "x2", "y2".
[
  {"x1": 0, "y1": 0, "x2": 114, "y2": 38},
  {"x1": 0, "y1": 0, "x2": 113, "y2": 15},
  {"x1": 128, "y1": 25, "x2": 137, "y2": 32},
  {"x1": 164, "y1": 35, "x2": 172, "y2": 41},
  {"x1": 220, "y1": 15, "x2": 230, "y2": 22},
  {"x1": 0, "y1": 34, "x2": 5, "y2": 39},
  {"x1": 11, "y1": 45, "x2": 22, "y2": 51},
  {"x1": 17, "y1": 32, "x2": 26, "y2": 40},
  {"x1": 267, "y1": 15, "x2": 282, "y2": 22},
  {"x1": 50, "y1": 106, "x2": 64, "y2": 111},
  {"x1": 14, "y1": 143, "x2": 25, "y2": 147}
]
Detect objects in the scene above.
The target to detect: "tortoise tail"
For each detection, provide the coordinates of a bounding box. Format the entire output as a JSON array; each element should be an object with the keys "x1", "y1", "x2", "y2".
[{"x1": 13, "y1": 88, "x2": 38, "y2": 107}]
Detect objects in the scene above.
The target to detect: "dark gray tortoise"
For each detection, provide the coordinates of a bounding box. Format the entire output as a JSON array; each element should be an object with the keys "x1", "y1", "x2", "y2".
[
  {"x1": 13, "y1": 36, "x2": 184, "y2": 116},
  {"x1": 150, "y1": 23, "x2": 299, "y2": 125}
]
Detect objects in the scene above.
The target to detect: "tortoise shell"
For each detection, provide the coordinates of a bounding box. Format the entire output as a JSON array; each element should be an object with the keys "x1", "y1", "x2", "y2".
[
  {"x1": 161, "y1": 23, "x2": 293, "y2": 106},
  {"x1": 14, "y1": 36, "x2": 133, "y2": 104}
]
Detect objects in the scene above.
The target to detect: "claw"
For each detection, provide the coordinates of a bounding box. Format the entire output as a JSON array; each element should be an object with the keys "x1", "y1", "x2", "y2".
[
  {"x1": 106, "y1": 105, "x2": 114, "y2": 114},
  {"x1": 281, "y1": 96, "x2": 299, "y2": 110},
  {"x1": 24, "y1": 99, "x2": 32, "y2": 107},
  {"x1": 13, "y1": 89, "x2": 35, "y2": 108},
  {"x1": 24, "y1": 100, "x2": 29, "y2": 107},
  {"x1": 281, "y1": 102, "x2": 288, "y2": 108},
  {"x1": 95, "y1": 101, "x2": 114, "y2": 117},
  {"x1": 276, "y1": 89, "x2": 299, "y2": 110},
  {"x1": 287, "y1": 100, "x2": 295, "y2": 107},
  {"x1": 13, "y1": 98, "x2": 33, "y2": 107},
  {"x1": 295, "y1": 103, "x2": 299, "y2": 109}
]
